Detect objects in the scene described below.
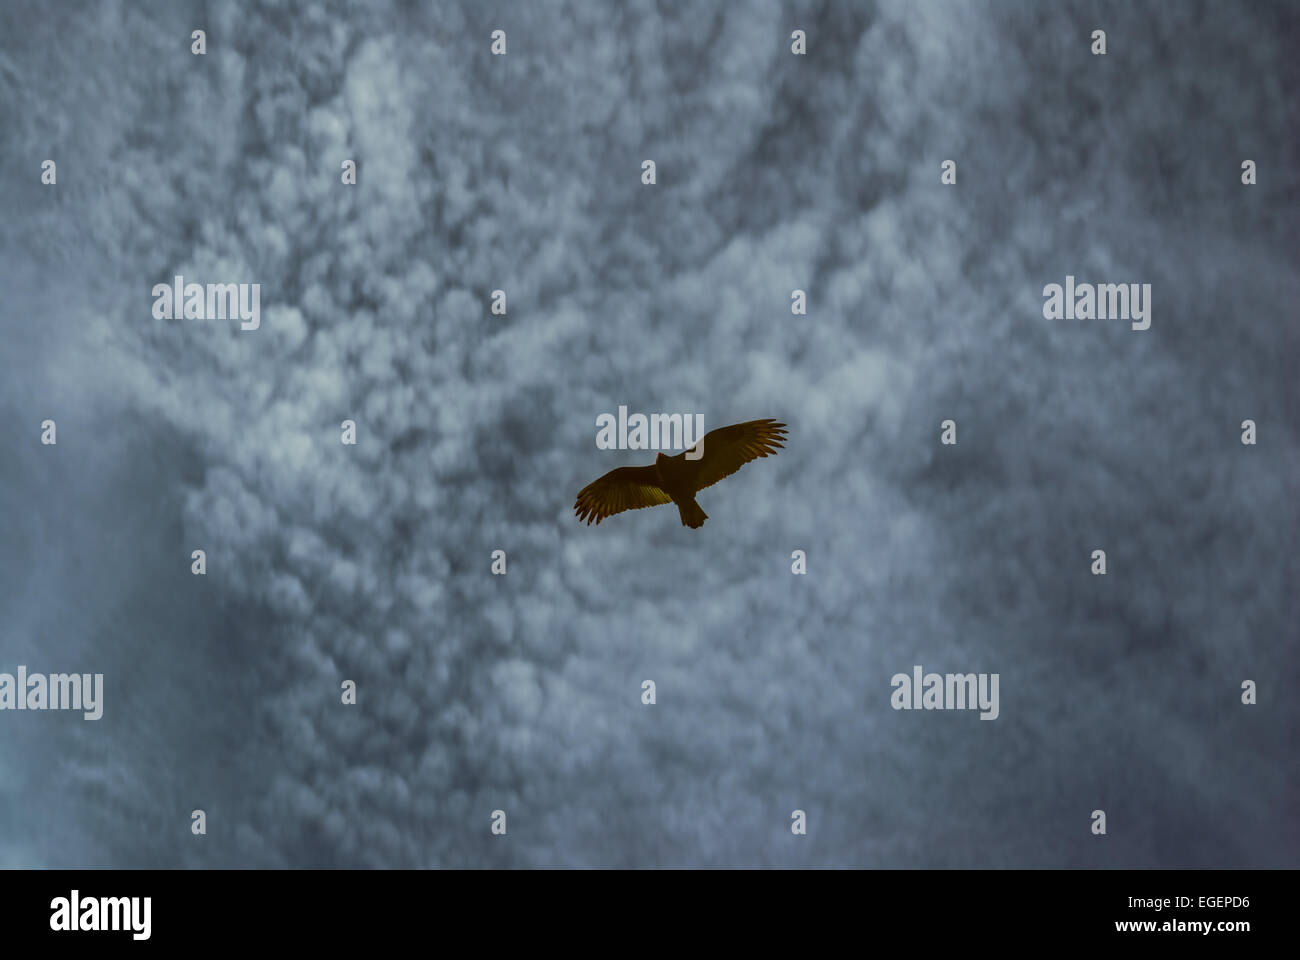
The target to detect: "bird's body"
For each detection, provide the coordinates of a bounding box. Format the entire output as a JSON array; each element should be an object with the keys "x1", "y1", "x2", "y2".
[
  {"x1": 573, "y1": 419, "x2": 787, "y2": 528},
  {"x1": 652, "y1": 448, "x2": 711, "y2": 527}
]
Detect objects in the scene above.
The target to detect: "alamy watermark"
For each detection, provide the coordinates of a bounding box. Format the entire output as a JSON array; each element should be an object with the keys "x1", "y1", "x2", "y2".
[
  {"x1": 1040, "y1": 273, "x2": 1154, "y2": 329},
  {"x1": 152, "y1": 275, "x2": 260, "y2": 330},
  {"x1": 1042, "y1": 275, "x2": 1151, "y2": 330},
  {"x1": 0, "y1": 666, "x2": 103, "y2": 720},
  {"x1": 595, "y1": 406, "x2": 704, "y2": 459},
  {"x1": 50, "y1": 891, "x2": 150, "y2": 940},
  {"x1": 891, "y1": 665, "x2": 999, "y2": 719}
]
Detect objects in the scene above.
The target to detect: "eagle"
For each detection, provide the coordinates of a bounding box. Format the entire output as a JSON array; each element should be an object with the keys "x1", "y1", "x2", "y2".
[{"x1": 574, "y1": 419, "x2": 787, "y2": 528}]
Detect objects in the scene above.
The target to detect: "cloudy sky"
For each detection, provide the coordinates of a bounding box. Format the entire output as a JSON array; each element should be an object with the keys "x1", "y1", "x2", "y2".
[{"x1": 1, "y1": 0, "x2": 1296, "y2": 868}]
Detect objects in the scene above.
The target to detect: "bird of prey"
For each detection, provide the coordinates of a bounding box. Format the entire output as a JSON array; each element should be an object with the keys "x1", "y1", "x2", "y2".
[{"x1": 574, "y1": 419, "x2": 787, "y2": 528}]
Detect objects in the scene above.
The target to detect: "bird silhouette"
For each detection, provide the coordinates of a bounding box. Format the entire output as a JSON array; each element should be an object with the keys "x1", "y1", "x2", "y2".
[{"x1": 574, "y1": 419, "x2": 787, "y2": 528}]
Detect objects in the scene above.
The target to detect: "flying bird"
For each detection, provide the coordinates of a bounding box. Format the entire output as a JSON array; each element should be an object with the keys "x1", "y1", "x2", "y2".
[{"x1": 574, "y1": 419, "x2": 787, "y2": 529}]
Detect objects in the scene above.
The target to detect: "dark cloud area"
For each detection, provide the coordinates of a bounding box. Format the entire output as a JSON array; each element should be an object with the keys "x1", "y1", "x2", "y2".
[{"x1": 0, "y1": 0, "x2": 1296, "y2": 868}]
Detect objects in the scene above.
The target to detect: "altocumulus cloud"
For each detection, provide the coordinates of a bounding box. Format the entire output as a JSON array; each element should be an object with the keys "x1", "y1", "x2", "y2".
[{"x1": 0, "y1": 0, "x2": 1296, "y2": 867}]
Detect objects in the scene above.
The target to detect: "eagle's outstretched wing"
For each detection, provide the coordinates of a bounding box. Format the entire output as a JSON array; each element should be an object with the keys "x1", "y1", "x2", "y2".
[
  {"x1": 573, "y1": 465, "x2": 673, "y2": 525},
  {"x1": 686, "y1": 419, "x2": 788, "y2": 493}
]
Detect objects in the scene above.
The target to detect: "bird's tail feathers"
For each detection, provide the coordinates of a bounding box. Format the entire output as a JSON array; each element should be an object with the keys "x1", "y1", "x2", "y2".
[{"x1": 678, "y1": 500, "x2": 708, "y2": 529}]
